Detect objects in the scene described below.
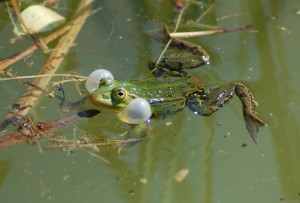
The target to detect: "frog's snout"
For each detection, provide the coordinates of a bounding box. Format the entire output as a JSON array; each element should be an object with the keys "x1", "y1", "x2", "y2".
[{"x1": 202, "y1": 55, "x2": 210, "y2": 64}]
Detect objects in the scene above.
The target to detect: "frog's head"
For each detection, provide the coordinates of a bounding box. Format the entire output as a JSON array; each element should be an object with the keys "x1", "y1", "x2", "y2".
[
  {"x1": 85, "y1": 69, "x2": 152, "y2": 124},
  {"x1": 88, "y1": 79, "x2": 134, "y2": 112}
]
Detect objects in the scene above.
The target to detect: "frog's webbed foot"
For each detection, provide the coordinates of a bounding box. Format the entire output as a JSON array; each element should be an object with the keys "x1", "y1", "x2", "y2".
[
  {"x1": 117, "y1": 123, "x2": 148, "y2": 154},
  {"x1": 243, "y1": 113, "x2": 265, "y2": 144},
  {"x1": 235, "y1": 83, "x2": 267, "y2": 144}
]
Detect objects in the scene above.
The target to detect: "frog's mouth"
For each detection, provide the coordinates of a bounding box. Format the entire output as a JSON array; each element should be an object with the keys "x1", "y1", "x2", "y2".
[{"x1": 88, "y1": 93, "x2": 123, "y2": 112}]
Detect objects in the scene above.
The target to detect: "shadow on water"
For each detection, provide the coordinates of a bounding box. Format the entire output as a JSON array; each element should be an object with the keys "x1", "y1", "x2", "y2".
[
  {"x1": 0, "y1": 160, "x2": 11, "y2": 189},
  {"x1": 249, "y1": 0, "x2": 300, "y2": 201},
  {"x1": 103, "y1": 118, "x2": 216, "y2": 203}
]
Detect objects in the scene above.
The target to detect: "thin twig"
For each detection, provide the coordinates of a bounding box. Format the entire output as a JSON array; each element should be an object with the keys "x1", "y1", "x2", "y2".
[
  {"x1": 79, "y1": 147, "x2": 109, "y2": 163},
  {"x1": 0, "y1": 74, "x2": 86, "y2": 81},
  {"x1": 169, "y1": 24, "x2": 254, "y2": 38},
  {"x1": 219, "y1": 12, "x2": 243, "y2": 20},
  {"x1": 195, "y1": 3, "x2": 215, "y2": 24},
  {"x1": 103, "y1": 22, "x2": 115, "y2": 45},
  {"x1": 155, "y1": 3, "x2": 190, "y2": 66}
]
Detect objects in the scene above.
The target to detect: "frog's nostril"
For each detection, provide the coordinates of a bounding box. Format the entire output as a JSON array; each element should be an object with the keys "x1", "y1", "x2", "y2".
[{"x1": 85, "y1": 69, "x2": 114, "y2": 93}]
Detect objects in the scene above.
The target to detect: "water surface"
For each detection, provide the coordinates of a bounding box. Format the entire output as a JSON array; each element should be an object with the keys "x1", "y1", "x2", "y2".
[{"x1": 0, "y1": 0, "x2": 300, "y2": 202}]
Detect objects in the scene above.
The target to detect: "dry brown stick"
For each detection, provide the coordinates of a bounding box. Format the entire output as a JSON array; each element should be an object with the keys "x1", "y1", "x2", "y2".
[
  {"x1": 0, "y1": 24, "x2": 72, "y2": 70},
  {"x1": 169, "y1": 24, "x2": 254, "y2": 38},
  {"x1": 0, "y1": 0, "x2": 94, "y2": 129}
]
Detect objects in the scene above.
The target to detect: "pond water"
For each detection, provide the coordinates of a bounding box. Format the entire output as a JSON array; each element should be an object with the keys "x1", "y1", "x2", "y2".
[{"x1": 1, "y1": 0, "x2": 300, "y2": 203}]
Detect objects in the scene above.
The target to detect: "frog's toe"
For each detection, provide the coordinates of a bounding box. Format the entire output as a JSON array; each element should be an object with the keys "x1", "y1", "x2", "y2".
[{"x1": 243, "y1": 112, "x2": 266, "y2": 144}]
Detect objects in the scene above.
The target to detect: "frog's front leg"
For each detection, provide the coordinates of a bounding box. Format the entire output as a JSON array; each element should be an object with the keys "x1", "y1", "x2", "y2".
[
  {"x1": 187, "y1": 83, "x2": 266, "y2": 144},
  {"x1": 117, "y1": 123, "x2": 148, "y2": 153}
]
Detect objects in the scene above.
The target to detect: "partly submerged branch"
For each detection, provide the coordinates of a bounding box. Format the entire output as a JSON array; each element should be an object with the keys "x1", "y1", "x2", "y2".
[{"x1": 0, "y1": 109, "x2": 100, "y2": 150}]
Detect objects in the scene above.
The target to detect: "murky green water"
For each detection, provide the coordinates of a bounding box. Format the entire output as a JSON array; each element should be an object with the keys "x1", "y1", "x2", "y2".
[{"x1": 1, "y1": 0, "x2": 300, "y2": 202}]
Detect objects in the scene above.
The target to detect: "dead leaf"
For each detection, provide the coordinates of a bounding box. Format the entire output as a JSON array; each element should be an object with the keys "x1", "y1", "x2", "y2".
[{"x1": 174, "y1": 168, "x2": 189, "y2": 182}]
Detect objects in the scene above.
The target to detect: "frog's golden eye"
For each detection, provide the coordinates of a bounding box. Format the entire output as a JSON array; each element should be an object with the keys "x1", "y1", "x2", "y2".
[{"x1": 112, "y1": 88, "x2": 128, "y2": 102}]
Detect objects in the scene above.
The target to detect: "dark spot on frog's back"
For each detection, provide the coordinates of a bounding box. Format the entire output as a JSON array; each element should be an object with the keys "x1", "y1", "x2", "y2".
[
  {"x1": 222, "y1": 98, "x2": 230, "y2": 105},
  {"x1": 190, "y1": 46, "x2": 201, "y2": 54},
  {"x1": 188, "y1": 99, "x2": 200, "y2": 106},
  {"x1": 237, "y1": 92, "x2": 247, "y2": 97},
  {"x1": 178, "y1": 61, "x2": 183, "y2": 69},
  {"x1": 177, "y1": 42, "x2": 186, "y2": 49},
  {"x1": 179, "y1": 84, "x2": 184, "y2": 89}
]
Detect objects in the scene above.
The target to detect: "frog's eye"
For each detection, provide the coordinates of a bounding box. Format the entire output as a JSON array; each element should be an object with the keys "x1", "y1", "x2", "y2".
[
  {"x1": 85, "y1": 69, "x2": 114, "y2": 93},
  {"x1": 161, "y1": 58, "x2": 168, "y2": 63},
  {"x1": 120, "y1": 98, "x2": 152, "y2": 124},
  {"x1": 112, "y1": 88, "x2": 128, "y2": 102}
]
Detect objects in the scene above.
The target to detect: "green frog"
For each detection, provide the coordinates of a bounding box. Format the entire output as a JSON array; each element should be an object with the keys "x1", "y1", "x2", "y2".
[{"x1": 85, "y1": 27, "x2": 266, "y2": 145}]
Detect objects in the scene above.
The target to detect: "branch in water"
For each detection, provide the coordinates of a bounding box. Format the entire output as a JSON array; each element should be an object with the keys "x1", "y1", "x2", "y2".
[{"x1": 0, "y1": 110, "x2": 100, "y2": 150}]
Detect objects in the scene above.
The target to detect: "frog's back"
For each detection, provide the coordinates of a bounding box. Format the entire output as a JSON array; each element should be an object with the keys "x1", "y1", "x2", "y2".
[{"x1": 129, "y1": 77, "x2": 197, "y2": 118}]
